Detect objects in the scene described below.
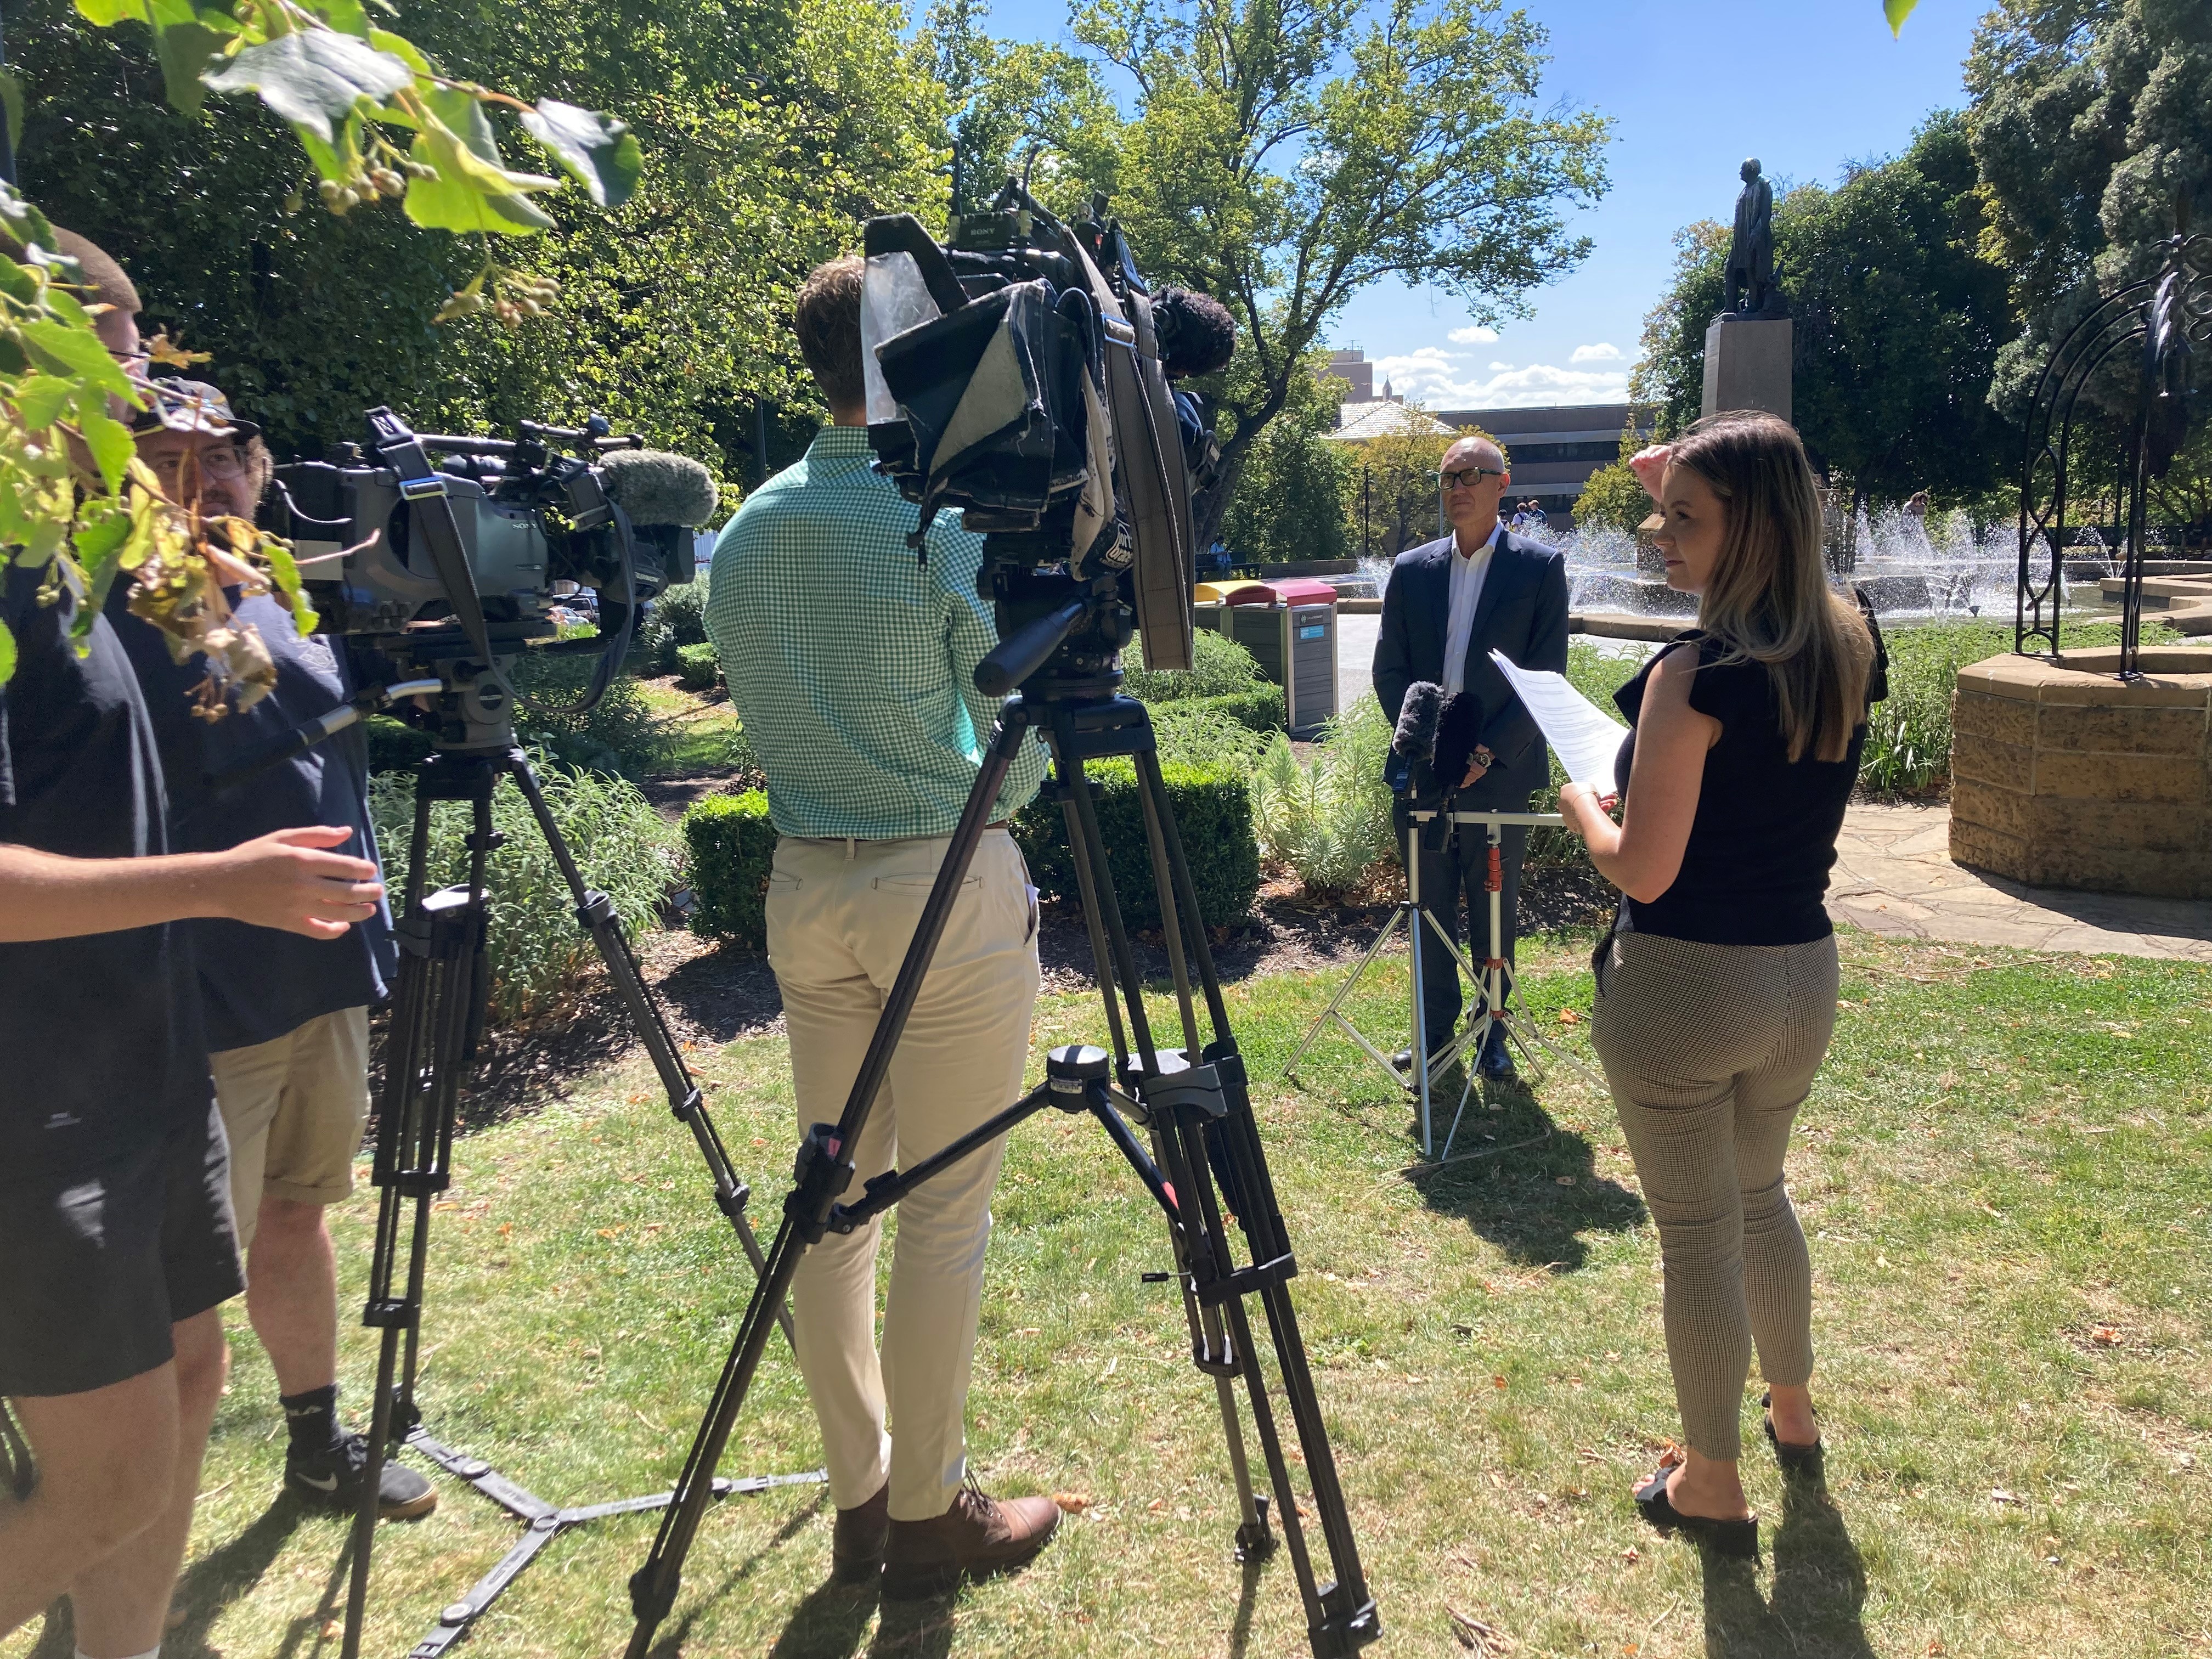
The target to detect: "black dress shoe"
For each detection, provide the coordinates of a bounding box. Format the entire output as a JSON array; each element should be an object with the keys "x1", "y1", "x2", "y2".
[
  {"x1": 1632, "y1": 1465, "x2": 1758, "y2": 1559},
  {"x1": 1476, "y1": 1031, "x2": 1517, "y2": 1082},
  {"x1": 1391, "y1": 1048, "x2": 1415, "y2": 1073}
]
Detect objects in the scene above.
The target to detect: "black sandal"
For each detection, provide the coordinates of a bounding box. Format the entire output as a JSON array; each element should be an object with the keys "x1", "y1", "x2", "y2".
[
  {"x1": 1761, "y1": 1391, "x2": 1825, "y2": 1480},
  {"x1": 1632, "y1": 1465, "x2": 1758, "y2": 1559}
]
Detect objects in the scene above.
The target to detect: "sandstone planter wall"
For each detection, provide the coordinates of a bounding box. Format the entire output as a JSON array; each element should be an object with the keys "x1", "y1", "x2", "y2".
[{"x1": 1950, "y1": 647, "x2": 2212, "y2": 900}]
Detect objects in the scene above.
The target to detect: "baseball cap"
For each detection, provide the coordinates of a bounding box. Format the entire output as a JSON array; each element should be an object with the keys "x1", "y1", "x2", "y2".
[{"x1": 130, "y1": 377, "x2": 261, "y2": 441}]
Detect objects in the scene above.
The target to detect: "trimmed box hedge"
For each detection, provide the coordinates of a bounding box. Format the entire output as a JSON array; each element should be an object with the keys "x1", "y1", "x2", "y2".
[
  {"x1": 1014, "y1": 758, "x2": 1259, "y2": 930},
  {"x1": 681, "y1": 789, "x2": 775, "y2": 948},
  {"x1": 674, "y1": 640, "x2": 722, "y2": 691}
]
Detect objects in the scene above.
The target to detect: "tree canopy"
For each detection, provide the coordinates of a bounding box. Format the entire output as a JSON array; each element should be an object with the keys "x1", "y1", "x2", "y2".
[
  {"x1": 946, "y1": 0, "x2": 1609, "y2": 548},
  {"x1": 1966, "y1": 0, "x2": 2212, "y2": 413},
  {"x1": 16, "y1": 0, "x2": 947, "y2": 483}
]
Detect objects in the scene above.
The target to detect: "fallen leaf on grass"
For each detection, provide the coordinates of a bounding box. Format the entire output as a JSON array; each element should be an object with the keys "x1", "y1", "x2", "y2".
[
  {"x1": 1052, "y1": 1492, "x2": 1091, "y2": 1513},
  {"x1": 323, "y1": 1621, "x2": 344, "y2": 1640},
  {"x1": 1557, "y1": 1009, "x2": 1582, "y2": 1025},
  {"x1": 1492, "y1": 1375, "x2": 1508, "y2": 1389},
  {"x1": 1621, "y1": 1545, "x2": 1640, "y2": 1562},
  {"x1": 1991, "y1": 1488, "x2": 2022, "y2": 1505},
  {"x1": 2091, "y1": 1325, "x2": 2123, "y2": 1346}
]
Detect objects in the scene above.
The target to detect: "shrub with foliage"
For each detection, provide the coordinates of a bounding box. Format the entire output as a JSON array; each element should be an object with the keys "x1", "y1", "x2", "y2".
[
  {"x1": 641, "y1": 579, "x2": 712, "y2": 676},
  {"x1": 674, "y1": 641, "x2": 722, "y2": 691},
  {"x1": 1171, "y1": 684, "x2": 1285, "y2": 735},
  {"x1": 1249, "y1": 692, "x2": 1397, "y2": 898},
  {"x1": 681, "y1": 791, "x2": 776, "y2": 949},
  {"x1": 1148, "y1": 701, "x2": 1273, "y2": 776},
  {"x1": 369, "y1": 762, "x2": 679, "y2": 1025},
  {"x1": 1121, "y1": 628, "x2": 1269, "y2": 702},
  {"x1": 1015, "y1": 760, "x2": 1260, "y2": 929},
  {"x1": 509, "y1": 656, "x2": 671, "y2": 779}
]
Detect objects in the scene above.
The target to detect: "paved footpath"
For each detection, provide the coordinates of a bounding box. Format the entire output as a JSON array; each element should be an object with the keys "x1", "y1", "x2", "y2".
[{"x1": 1829, "y1": 803, "x2": 2212, "y2": 963}]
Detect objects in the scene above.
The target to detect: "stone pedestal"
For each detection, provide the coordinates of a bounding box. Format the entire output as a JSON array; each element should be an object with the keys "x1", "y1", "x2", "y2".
[
  {"x1": 1950, "y1": 647, "x2": 2212, "y2": 899},
  {"x1": 1702, "y1": 316, "x2": 1793, "y2": 422}
]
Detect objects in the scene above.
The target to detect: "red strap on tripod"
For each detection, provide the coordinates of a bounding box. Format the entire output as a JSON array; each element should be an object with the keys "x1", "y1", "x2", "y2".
[{"x1": 1487, "y1": 843, "x2": 1503, "y2": 893}]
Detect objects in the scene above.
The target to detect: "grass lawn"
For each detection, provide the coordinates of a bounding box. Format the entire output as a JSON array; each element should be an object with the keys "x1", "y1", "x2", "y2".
[
  {"x1": 635, "y1": 676, "x2": 749, "y2": 778},
  {"x1": 13, "y1": 931, "x2": 2208, "y2": 1658}
]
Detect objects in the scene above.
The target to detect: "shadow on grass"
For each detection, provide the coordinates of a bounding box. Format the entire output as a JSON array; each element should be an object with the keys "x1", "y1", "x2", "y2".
[
  {"x1": 766, "y1": 1577, "x2": 882, "y2": 1659},
  {"x1": 1406, "y1": 1073, "x2": 1643, "y2": 1269},
  {"x1": 22, "y1": 1495, "x2": 311, "y2": 1659},
  {"x1": 1700, "y1": 1477, "x2": 1874, "y2": 1659},
  {"x1": 644, "y1": 1488, "x2": 826, "y2": 1657}
]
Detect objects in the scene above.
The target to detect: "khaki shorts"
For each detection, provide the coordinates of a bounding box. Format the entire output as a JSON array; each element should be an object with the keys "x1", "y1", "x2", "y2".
[{"x1": 211, "y1": 1006, "x2": 372, "y2": 1254}]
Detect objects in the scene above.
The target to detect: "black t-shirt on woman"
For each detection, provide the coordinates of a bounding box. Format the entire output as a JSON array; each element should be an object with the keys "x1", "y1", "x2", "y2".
[{"x1": 1612, "y1": 631, "x2": 1865, "y2": 947}]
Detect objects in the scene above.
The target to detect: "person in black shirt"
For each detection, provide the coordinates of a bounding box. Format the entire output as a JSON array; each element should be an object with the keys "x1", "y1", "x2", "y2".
[
  {"x1": 118, "y1": 376, "x2": 433, "y2": 1523},
  {"x1": 0, "y1": 238, "x2": 386, "y2": 1659},
  {"x1": 1555, "y1": 411, "x2": 1875, "y2": 1559}
]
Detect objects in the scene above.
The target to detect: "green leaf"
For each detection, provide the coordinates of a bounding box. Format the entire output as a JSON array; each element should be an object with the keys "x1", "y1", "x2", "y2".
[
  {"x1": 262, "y1": 538, "x2": 318, "y2": 636},
  {"x1": 19, "y1": 319, "x2": 137, "y2": 400},
  {"x1": 1884, "y1": 0, "x2": 1916, "y2": 33},
  {"x1": 0, "y1": 184, "x2": 59, "y2": 259},
  {"x1": 71, "y1": 0, "x2": 138, "y2": 26},
  {"x1": 81, "y1": 409, "x2": 136, "y2": 494},
  {"x1": 520, "y1": 100, "x2": 642, "y2": 208},
  {"x1": 0, "y1": 70, "x2": 21, "y2": 157},
  {"x1": 366, "y1": 29, "x2": 436, "y2": 78},
  {"x1": 307, "y1": 0, "x2": 374, "y2": 42},
  {"x1": 14, "y1": 374, "x2": 74, "y2": 428},
  {"x1": 404, "y1": 91, "x2": 557, "y2": 235},
  {"x1": 72, "y1": 500, "x2": 134, "y2": 569},
  {"x1": 0, "y1": 618, "x2": 15, "y2": 685},
  {"x1": 201, "y1": 31, "x2": 414, "y2": 143},
  {"x1": 154, "y1": 20, "x2": 233, "y2": 114}
]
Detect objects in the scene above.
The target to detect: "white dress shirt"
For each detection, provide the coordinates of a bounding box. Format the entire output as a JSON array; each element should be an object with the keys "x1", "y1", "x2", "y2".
[{"x1": 1442, "y1": 521, "x2": 1501, "y2": 696}]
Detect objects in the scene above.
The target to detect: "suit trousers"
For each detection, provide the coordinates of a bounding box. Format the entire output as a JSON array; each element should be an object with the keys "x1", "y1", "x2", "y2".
[
  {"x1": 765, "y1": 827, "x2": 1041, "y2": 1521},
  {"x1": 1394, "y1": 796, "x2": 1526, "y2": 1051}
]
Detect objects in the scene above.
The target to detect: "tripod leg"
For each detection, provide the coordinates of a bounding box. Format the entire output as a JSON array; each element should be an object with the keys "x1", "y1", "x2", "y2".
[
  {"x1": 625, "y1": 712, "x2": 1029, "y2": 1657},
  {"x1": 342, "y1": 766, "x2": 494, "y2": 1659},
  {"x1": 501, "y1": 754, "x2": 794, "y2": 1348},
  {"x1": 1136, "y1": 751, "x2": 1379, "y2": 1649}
]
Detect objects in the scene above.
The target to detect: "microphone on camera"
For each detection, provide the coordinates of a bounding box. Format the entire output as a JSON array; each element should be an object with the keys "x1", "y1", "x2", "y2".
[
  {"x1": 597, "y1": 448, "x2": 719, "y2": 528},
  {"x1": 1392, "y1": 681, "x2": 1444, "y2": 763}
]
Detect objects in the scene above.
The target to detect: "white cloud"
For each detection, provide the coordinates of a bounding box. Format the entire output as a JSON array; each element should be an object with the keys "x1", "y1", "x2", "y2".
[
  {"x1": 1369, "y1": 347, "x2": 1632, "y2": 410},
  {"x1": 1447, "y1": 325, "x2": 1499, "y2": 345},
  {"x1": 1570, "y1": 342, "x2": 1623, "y2": 363}
]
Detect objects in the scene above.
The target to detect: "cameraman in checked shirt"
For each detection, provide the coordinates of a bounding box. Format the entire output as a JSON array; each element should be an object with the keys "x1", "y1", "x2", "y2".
[{"x1": 703, "y1": 256, "x2": 1062, "y2": 1601}]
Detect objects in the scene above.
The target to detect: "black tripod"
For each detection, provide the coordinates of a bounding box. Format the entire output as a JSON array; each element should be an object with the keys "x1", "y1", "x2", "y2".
[
  {"x1": 341, "y1": 741, "x2": 821, "y2": 1659},
  {"x1": 623, "y1": 616, "x2": 1380, "y2": 1658}
]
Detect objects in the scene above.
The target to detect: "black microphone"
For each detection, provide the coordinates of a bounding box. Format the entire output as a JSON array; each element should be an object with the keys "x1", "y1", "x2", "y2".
[{"x1": 1392, "y1": 681, "x2": 1444, "y2": 762}]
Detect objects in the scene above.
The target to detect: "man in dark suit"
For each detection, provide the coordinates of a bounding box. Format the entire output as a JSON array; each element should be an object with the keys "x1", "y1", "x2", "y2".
[{"x1": 1372, "y1": 434, "x2": 1571, "y2": 1080}]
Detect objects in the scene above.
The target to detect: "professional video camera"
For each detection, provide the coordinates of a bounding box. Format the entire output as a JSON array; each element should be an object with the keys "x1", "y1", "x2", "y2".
[
  {"x1": 859, "y1": 178, "x2": 1232, "y2": 687},
  {"x1": 259, "y1": 407, "x2": 716, "y2": 748}
]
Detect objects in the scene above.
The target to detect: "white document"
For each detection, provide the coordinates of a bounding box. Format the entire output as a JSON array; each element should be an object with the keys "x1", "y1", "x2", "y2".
[{"x1": 1488, "y1": 649, "x2": 1629, "y2": 798}]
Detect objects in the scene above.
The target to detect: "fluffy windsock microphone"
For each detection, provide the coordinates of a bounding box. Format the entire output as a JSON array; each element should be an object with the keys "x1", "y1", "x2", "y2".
[
  {"x1": 1392, "y1": 681, "x2": 1444, "y2": 761},
  {"x1": 597, "y1": 448, "x2": 719, "y2": 528}
]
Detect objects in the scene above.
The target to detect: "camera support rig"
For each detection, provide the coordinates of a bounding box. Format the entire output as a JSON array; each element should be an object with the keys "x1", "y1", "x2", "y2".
[
  {"x1": 330, "y1": 426, "x2": 820, "y2": 1659},
  {"x1": 623, "y1": 576, "x2": 1380, "y2": 1659}
]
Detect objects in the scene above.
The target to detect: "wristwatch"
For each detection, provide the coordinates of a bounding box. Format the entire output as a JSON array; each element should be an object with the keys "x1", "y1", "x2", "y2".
[{"x1": 1471, "y1": 744, "x2": 1495, "y2": 771}]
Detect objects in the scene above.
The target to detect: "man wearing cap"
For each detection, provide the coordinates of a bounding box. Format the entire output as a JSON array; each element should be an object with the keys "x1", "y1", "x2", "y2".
[{"x1": 112, "y1": 375, "x2": 432, "y2": 1523}]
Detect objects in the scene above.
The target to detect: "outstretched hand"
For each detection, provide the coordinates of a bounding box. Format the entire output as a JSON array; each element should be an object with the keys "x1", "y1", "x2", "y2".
[
  {"x1": 211, "y1": 826, "x2": 384, "y2": 940},
  {"x1": 1627, "y1": 444, "x2": 1673, "y2": 503}
]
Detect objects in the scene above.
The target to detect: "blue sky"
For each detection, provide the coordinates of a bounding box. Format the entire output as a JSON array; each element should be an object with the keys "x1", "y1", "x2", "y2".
[{"x1": 972, "y1": 0, "x2": 1994, "y2": 408}]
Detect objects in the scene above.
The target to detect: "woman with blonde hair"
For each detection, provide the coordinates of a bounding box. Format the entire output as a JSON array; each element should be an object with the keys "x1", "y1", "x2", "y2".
[{"x1": 1556, "y1": 410, "x2": 1876, "y2": 1558}]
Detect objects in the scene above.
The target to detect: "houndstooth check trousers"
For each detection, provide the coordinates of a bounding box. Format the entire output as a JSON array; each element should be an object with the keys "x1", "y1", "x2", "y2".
[{"x1": 1590, "y1": 928, "x2": 1839, "y2": 1461}]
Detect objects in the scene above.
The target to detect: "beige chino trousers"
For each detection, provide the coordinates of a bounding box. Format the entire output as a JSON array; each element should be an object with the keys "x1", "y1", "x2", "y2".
[{"x1": 766, "y1": 827, "x2": 1040, "y2": 1522}]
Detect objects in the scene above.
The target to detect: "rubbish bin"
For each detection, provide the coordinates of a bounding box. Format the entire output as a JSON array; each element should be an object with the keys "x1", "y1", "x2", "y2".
[{"x1": 1201, "y1": 578, "x2": 1338, "y2": 735}]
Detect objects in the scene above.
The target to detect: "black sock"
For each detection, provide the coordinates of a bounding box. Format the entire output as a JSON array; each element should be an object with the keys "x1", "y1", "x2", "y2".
[{"x1": 281, "y1": 1384, "x2": 342, "y2": 1455}]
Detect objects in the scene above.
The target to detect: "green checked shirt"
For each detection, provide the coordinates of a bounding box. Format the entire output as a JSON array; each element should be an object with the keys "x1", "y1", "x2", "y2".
[{"x1": 704, "y1": 425, "x2": 1048, "y2": 839}]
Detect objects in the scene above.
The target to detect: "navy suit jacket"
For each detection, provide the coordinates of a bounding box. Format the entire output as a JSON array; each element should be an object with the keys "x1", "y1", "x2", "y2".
[{"x1": 1371, "y1": 528, "x2": 1572, "y2": 806}]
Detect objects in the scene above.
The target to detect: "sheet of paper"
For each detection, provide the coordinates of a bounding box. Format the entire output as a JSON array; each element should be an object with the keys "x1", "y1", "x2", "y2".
[{"x1": 1488, "y1": 649, "x2": 1629, "y2": 797}]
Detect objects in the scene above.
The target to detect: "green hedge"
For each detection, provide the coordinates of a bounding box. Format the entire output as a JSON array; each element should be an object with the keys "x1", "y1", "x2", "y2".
[
  {"x1": 675, "y1": 640, "x2": 723, "y2": 691},
  {"x1": 682, "y1": 789, "x2": 776, "y2": 949},
  {"x1": 1173, "y1": 684, "x2": 1285, "y2": 735},
  {"x1": 1014, "y1": 758, "x2": 1259, "y2": 930}
]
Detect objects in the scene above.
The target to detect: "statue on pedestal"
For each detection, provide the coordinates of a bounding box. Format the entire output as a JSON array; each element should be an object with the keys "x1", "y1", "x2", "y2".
[{"x1": 1722, "y1": 158, "x2": 1788, "y2": 320}]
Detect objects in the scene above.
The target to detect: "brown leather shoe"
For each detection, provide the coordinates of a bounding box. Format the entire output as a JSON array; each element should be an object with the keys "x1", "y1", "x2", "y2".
[
  {"x1": 831, "y1": 1482, "x2": 891, "y2": 1584},
  {"x1": 881, "y1": 1476, "x2": 1062, "y2": 1601}
]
